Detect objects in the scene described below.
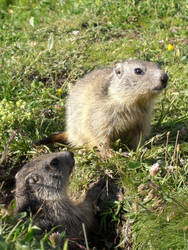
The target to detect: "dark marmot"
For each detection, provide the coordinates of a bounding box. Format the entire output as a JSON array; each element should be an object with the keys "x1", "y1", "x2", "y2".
[
  {"x1": 37, "y1": 60, "x2": 168, "y2": 154},
  {"x1": 15, "y1": 151, "x2": 95, "y2": 237}
]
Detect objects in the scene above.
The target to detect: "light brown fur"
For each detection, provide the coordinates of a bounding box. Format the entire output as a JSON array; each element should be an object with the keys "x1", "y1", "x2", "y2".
[{"x1": 37, "y1": 60, "x2": 168, "y2": 153}]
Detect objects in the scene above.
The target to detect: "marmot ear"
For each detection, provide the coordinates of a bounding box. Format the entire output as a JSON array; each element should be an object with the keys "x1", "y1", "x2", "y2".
[
  {"x1": 114, "y1": 63, "x2": 123, "y2": 79},
  {"x1": 25, "y1": 174, "x2": 40, "y2": 184}
]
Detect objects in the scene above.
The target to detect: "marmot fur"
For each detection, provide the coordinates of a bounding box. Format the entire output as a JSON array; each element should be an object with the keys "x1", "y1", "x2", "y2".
[
  {"x1": 15, "y1": 151, "x2": 95, "y2": 237},
  {"x1": 37, "y1": 60, "x2": 168, "y2": 154}
]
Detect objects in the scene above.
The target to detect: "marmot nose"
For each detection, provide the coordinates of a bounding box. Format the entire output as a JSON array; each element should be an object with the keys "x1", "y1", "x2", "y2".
[{"x1": 160, "y1": 73, "x2": 168, "y2": 88}]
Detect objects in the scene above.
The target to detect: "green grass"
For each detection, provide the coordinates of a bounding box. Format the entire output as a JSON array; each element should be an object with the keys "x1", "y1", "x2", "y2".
[{"x1": 0, "y1": 0, "x2": 188, "y2": 249}]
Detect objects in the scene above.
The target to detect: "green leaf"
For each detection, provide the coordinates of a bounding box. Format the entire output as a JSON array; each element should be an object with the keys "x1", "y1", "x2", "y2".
[
  {"x1": 128, "y1": 161, "x2": 141, "y2": 169},
  {"x1": 48, "y1": 34, "x2": 54, "y2": 51}
]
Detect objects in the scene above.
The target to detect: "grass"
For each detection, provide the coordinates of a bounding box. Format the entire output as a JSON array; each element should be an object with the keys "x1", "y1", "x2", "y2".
[{"x1": 0, "y1": 0, "x2": 187, "y2": 249}]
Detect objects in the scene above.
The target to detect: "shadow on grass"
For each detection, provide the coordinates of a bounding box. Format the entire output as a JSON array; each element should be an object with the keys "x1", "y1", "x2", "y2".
[
  {"x1": 86, "y1": 177, "x2": 125, "y2": 249},
  {"x1": 0, "y1": 155, "x2": 27, "y2": 205},
  {"x1": 152, "y1": 116, "x2": 188, "y2": 141}
]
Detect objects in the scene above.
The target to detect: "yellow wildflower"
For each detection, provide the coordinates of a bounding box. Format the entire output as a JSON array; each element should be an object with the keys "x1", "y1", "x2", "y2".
[
  {"x1": 8, "y1": 9, "x2": 13, "y2": 14},
  {"x1": 57, "y1": 88, "x2": 62, "y2": 95},
  {"x1": 168, "y1": 44, "x2": 174, "y2": 51},
  {"x1": 30, "y1": 41, "x2": 36, "y2": 47}
]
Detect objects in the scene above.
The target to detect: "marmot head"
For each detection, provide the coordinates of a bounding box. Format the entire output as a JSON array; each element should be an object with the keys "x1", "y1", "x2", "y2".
[
  {"x1": 15, "y1": 151, "x2": 75, "y2": 212},
  {"x1": 109, "y1": 59, "x2": 168, "y2": 104}
]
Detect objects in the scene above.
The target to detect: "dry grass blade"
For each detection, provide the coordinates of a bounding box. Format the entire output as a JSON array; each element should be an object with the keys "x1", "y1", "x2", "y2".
[{"x1": 0, "y1": 131, "x2": 17, "y2": 166}]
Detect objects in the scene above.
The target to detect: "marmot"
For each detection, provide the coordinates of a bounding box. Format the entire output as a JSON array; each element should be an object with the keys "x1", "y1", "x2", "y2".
[
  {"x1": 15, "y1": 151, "x2": 95, "y2": 238},
  {"x1": 37, "y1": 60, "x2": 168, "y2": 154}
]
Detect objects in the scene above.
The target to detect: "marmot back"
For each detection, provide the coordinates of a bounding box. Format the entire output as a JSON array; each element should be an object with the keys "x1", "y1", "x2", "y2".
[
  {"x1": 15, "y1": 151, "x2": 95, "y2": 237},
  {"x1": 36, "y1": 59, "x2": 168, "y2": 155}
]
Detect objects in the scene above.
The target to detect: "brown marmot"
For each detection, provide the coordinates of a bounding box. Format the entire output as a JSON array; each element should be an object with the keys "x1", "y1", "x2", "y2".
[
  {"x1": 37, "y1": 59, "x2": 168, "y2": 154},
  {"x1": 15, "y1": 151, "x2": 96, "y2": 238}
]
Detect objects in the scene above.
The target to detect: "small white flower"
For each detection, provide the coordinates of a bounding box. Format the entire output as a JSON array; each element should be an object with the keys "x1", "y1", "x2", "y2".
[
  {"x1": 149, "y1": 162, "x2": 160, "y2": 176},
  {"x1": 72, "y1": 30, "x2": 79, "y2": 35}
]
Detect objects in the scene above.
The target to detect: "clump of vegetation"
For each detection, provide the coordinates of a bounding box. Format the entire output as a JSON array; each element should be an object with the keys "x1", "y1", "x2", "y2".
[{"x1": 0, "y1": 0, "x2": 187, "y2": 249}]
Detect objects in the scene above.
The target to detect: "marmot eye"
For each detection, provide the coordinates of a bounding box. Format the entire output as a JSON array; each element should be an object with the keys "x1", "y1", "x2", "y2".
[
  {"x1": 50, "y1": 158, "x2": 59, "y2": 167},
  {"x1": 134, "y1": 68, "x2": 144, "y2": 75},
  {"x1": 115, "y1": 69, "x2": 121, "y2": 75}
]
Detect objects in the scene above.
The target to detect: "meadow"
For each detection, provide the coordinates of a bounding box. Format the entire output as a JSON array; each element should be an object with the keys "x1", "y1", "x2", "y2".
[{"x1": 0, "y1": 0, "x2": 187, "y2": 249}]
